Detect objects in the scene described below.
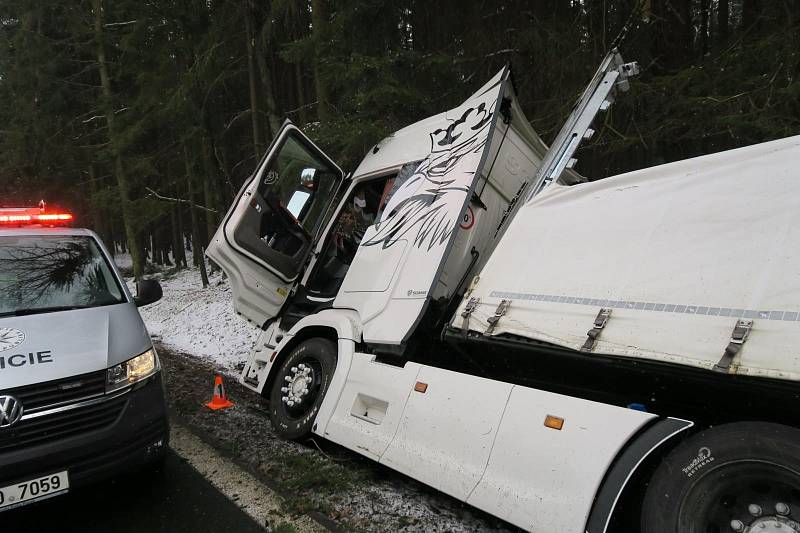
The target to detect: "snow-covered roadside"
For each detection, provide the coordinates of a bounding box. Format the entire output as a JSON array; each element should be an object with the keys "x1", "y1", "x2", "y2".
[
  {"x1": 112, "y1": 250, "x2": 133, "y2": 270},
  {"x1": 117, "y1": 255, "x2": 259, "y2": 371}
]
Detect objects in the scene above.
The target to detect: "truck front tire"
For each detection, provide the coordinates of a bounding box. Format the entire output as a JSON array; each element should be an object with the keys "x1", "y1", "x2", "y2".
[
  {"x1": 268, "y1": 337, "x2": 337, "y2": 440},
  {"x1": 641, "y1": 422, "x2": 800, "y2": 533}
]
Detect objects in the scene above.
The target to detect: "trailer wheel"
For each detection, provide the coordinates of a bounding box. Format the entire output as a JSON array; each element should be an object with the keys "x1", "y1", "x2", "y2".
[
  {"x1": 268, "y1": 337, "x2": 337, "y2": 440},
  {"x1": 641, "y1": 422, "x2": 800, "y2": 533}
]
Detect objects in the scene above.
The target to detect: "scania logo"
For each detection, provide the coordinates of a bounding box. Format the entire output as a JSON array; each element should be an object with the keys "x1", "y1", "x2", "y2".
[
  {"x1": 0, "y1": 328, "x2": 26, "y2": 353},
  {"x1": 0, "y1": 395, "x2": 23, "y2": 429}
]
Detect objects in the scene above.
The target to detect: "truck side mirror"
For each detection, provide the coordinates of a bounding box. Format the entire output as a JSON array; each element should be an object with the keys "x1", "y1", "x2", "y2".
[
  {"x1": 300, "y1": 167, "x2": 317, "y2": 188},
  {"x1": 134, "y1": 279, "x2": 163, "y2": 307}
]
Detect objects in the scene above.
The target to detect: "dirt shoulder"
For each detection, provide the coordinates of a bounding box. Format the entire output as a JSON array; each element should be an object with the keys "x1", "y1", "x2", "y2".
[{"x1": 159, "y1": 343, "x2": 516, "y2": 533}]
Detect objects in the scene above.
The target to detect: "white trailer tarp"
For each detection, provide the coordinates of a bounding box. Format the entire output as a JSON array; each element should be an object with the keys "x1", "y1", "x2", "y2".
[{"x1": 457, "y1": 135, "x2": 800, "y2": 381}]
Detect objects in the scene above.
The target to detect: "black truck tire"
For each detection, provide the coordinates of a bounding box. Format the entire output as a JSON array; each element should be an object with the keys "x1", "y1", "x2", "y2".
[
  {"x1": 641, "y1": 421, "x2": 800, "y2": 533},
  {"x1": 268, "y1": 337, "x2": 337, "y2": 440}
]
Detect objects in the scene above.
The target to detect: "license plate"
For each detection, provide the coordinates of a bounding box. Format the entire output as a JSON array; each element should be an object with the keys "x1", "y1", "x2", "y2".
[{"x1": 0, "y1": 471, "x2": 69, "y2": 512}]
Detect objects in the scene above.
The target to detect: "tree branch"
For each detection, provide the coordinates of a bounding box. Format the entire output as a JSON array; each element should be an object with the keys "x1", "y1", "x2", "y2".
[
  {"x1": 104, "y1": 20, "x2": 138, "y2": 27},
  {"x1": 483, "y1": 48, "x2": 519, "y2": 58},
  {"x1": 145, "y1": 187, "x2": 218, "y2": 213}
]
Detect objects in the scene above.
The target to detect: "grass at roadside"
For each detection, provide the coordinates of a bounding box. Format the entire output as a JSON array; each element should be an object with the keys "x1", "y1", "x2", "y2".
[{"x1": 270, "y1": 523, "x2": 299, "y2": 533}]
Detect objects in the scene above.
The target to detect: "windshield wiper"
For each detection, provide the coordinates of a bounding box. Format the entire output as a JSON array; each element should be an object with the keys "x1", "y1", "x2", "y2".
[{"x1": 0, "y1": 305, "x2": 92, "y2": 318}]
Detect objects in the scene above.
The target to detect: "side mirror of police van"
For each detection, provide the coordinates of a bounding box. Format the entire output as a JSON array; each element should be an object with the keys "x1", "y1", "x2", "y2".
[{"x1": 134, "y1": 279, "x2": 163, "y2": 307}]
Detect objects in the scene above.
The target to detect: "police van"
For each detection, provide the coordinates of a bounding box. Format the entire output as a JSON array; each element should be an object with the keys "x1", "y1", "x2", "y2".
[{"x1": 0, "y1": 205, "x2": 168, "y2": 511}]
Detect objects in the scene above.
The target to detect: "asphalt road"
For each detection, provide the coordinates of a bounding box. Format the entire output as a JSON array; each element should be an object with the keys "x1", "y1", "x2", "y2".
[{"x1": 3, "y1": 450, "x2": 266, "y2": 533}]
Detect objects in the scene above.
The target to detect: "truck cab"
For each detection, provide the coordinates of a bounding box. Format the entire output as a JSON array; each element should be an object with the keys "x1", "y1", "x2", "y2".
[{"x1": 208, "y1": 66, "x2": 588, "y2": 391}]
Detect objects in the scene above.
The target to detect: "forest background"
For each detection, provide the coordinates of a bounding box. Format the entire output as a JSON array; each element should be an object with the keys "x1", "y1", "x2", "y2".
[{"x1": 0, "y1": 0, "x2": 797, "y2": 280}]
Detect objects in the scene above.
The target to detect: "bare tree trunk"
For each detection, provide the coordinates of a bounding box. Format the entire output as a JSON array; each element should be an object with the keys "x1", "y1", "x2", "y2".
[
  {"x1": 88, "y1": 164, "x2": 112, "y2": 253},
  {"x1": 201, "y1": 132, "x2": 220, "y2": 244},
  {"x1": 171, "y1": 176, "x2": 187, "y2": 269},
  {"x1": 294, "y1": 62, "x2": 307, "y2": 126},
  {"x1": 311, "y1": 0, "x2": 330, "y2": 122},
  {"x1": 171, "y1": 205, "x2": 186, "y2": 269},
  {"x1": 741, "y1": 0, "x2": 762, "y2": 32},
  {"x1": 719, "y1": 0, "x2": 729, "y2": 41},
  {"x1": 151, "y1": 231, "x2": 162, "y2": 265},
  {"x1": 700, "y1": 0, "x2": 710, "y2": 56},
  {"x1": 184, "y1": 145, "x2": 209, "y2": 288},
  {"x1": 256, "y1": 27, "x2": 282, "y2": 138},
  {"x1": 244, "y1": 2, "x2": 262, "y2": 158},
  {"x1": 92, "y1": 0, "x2": 144, "y2": 279},
  {"x1": 651, "y1": 0, "x2": 693, "y2": 69},
  {"x1": 160, "y1": 221, "x2": 172, "y2": 266}
]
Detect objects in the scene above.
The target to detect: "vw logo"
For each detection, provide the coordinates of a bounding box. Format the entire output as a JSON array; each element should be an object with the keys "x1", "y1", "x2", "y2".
[
  {"x1": 0, "y1": 328, "x2": 25, "y2": 352},
  {"x1": 0, "y1": 395, "x2": 23, "y2": 429}
]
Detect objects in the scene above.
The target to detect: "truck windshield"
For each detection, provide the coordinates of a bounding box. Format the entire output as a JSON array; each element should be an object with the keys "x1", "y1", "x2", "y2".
[{"x1": 0, "y1": 235, "x2": 125, "y2": 317}]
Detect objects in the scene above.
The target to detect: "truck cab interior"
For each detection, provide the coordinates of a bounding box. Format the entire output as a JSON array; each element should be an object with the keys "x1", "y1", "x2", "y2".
[
  {"x1": 277, "y1": 173, "x2": 394, "y2": 329},
  {"x1": 306, "y1": 175, "x2": 394, "y2": 296},
  {"x1": 278, "y1": 161, "x2": 421, "y2": 330}
]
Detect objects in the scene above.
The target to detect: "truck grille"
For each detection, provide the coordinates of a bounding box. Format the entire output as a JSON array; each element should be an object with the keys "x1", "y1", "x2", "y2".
[
  {"x1": 0, "y1": 395, "x2": 127, "y2": 453},
  {"x1": 2, "y1": 370, "x2": 107, "y2": 412},
  {"x1": 0, "y1": 370, "x2": 123, "y2": 453}
]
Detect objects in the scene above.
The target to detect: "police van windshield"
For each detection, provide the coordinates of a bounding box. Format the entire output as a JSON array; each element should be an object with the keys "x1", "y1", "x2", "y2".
[{"x1": 0, "y1": 235, "x2": 125, "y2": 317}]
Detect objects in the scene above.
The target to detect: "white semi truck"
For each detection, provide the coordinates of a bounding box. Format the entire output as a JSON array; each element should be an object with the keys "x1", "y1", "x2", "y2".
[{"x1": 207, "y1": 50, "x2": 800, "y2": 533}]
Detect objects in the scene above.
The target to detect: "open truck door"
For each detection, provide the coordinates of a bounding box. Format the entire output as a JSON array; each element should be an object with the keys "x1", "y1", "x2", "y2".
[{"x1": 207, "y1": 122, "x2": 344, "y2": 327}]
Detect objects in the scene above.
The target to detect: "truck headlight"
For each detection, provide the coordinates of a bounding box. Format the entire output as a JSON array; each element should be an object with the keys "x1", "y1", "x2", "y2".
[{"x1": 107, "y1": 348, "x2": 159, "y2": 392}]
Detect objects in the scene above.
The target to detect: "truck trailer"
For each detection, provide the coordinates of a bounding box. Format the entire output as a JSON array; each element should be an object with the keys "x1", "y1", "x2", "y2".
[{"x1": 207, "y1": 50, "x2": 800, "y2": 533}]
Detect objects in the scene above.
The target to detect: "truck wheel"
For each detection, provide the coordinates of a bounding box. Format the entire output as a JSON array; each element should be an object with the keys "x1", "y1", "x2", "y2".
[
  {"x1": 268, "y1": 337, "x2": 337, "y2": 440},
  {"x1": 641, "y1": 422, "x2": 800, "y2": 533}
]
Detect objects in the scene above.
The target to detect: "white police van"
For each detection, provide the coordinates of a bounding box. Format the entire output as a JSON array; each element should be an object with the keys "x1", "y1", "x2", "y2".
[{"x1": 0, "y1": 205, "x2": 168, "y2": 511}]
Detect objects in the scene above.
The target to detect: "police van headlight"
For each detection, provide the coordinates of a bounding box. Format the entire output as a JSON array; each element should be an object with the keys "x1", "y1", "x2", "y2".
[{"x1": 107, "y1": 348, "x2": 160, "y2": 392}]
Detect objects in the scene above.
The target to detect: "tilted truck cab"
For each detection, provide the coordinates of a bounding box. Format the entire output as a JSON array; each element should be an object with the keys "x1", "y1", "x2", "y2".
[
  {"x1": 208, "y1": 50, "x2": 800, "y2": 533},
  {"x1": 209, "y1": 65, "x2": 589, "y2": 371}
]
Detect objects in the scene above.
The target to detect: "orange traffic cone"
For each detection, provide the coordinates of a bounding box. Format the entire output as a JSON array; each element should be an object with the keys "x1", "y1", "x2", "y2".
[{"x1": 205, "y1": 375, "x2": 235, "y2": 410}]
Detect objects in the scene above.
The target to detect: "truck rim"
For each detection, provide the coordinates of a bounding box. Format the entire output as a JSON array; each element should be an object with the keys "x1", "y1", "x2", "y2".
[
  {"x1": 679, "y1": 461, "x2": 800, "y2": 533},
  {"x1": 278, "y1": 357, "x2": 322, "y2": 420}
]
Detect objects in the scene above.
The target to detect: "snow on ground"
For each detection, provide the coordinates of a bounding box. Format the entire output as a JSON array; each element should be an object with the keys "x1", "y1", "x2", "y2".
[
  {"x1": 112, "y1": 250, "x2": 133, "y2": 270},
  {"x1": 116, "y1": 254, "x2": 259, "y2": 371}
]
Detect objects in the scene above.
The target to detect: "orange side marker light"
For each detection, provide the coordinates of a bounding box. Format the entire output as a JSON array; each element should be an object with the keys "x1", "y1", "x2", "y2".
[
  {"x1": 414, "y1": 382, "x2": 428, "y2": 393},
  {"x1": 544, "y1": 415, "x2": 564, "y2": 430}
]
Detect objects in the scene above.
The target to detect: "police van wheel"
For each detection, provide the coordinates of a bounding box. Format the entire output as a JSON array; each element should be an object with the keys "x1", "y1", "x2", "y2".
[
  {"x1": 641, "y1": 422, "x2": 800, "y2": 533},
  {"x1": 268, "y1": 338, "x2": 337, "y2": 440}
]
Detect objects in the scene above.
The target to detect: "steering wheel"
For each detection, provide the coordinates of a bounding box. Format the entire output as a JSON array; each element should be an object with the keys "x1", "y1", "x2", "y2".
[{"x1": 262, "y1": 192, "x2": 311, "y2": 241}]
